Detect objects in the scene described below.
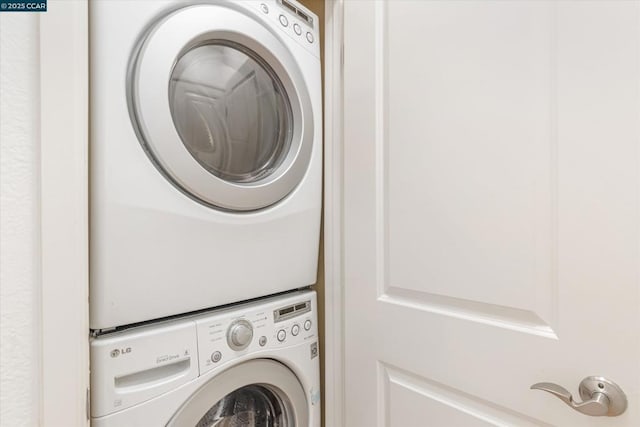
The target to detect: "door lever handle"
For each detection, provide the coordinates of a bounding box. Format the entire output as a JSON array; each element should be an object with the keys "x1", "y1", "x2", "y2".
[
  {"x1": 530, "y1": 382, "x2": 609, "y2": 416},
  {"x1": 530, "y1": 376, "x2": 627, "y2": 417}
]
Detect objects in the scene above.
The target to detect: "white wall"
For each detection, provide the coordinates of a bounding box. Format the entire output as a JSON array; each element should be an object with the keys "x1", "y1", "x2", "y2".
[
  {"x1": 2, "y1": 5, "x2": 90, "y2": 425},
  {"x1": 0, "y1": 14, "x2": 42, "y2": 427}
]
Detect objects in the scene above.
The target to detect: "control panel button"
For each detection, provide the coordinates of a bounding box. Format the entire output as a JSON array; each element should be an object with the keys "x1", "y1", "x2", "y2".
[
  {"x1": 304, "y1": 319, "x2": 312, "y2": 331},
  {"x1": 279, "y1": 14, "x2": 288, "y2": 27},
  {"x1": 211, "y1": 351, "x2": 222, "y2": 363},
  {"x1": 306, "y1": 32, "x2": 314, "y2": 43},
  {"x1": 227, "y1": 319, "x2": 253, "y2": 351},
  {"x1": 260, "y1": 3, "x2": 269, "y2": 14},
  {"x1": 277, "y1": 329, "x2": 286, "y2": 342},
  {"x1": 259, "y1": 336, "x2": 267, "y2": 347},
  {"x1": 293, "y1": 23, "x2": 302, "y2": 35},
  {"x1": 291, "y1": 324, "x2": 300, "y2": 336}
]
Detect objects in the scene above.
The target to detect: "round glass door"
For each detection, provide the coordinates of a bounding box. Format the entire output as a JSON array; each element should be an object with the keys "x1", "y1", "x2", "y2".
[
  {"x1": 195, "y1": 384, "x2": 289, "y2": 427},
  {"x1": 167, "y1": 360, "x2": 308, "y2": 427},
  {"x1": 169, "y1": 42, "x2": 293, "y2": 184},
  {"x1": 129, "y1": 4, "x2": 315, "y2": 211}
]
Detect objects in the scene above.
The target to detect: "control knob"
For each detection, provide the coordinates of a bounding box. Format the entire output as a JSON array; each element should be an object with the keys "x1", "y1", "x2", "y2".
[{"x1": 227, "y1": 319, "x2": 253, "y2": 351}]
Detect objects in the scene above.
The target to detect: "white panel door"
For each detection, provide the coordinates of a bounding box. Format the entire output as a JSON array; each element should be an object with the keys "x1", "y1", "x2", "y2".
[{"x1": 342, "y1": 1, "x2": 640, "y2": 426}]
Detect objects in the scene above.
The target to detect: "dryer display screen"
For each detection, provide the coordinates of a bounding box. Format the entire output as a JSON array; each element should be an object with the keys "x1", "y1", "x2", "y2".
[{"x1": 280, "y1": 0, "x2": 313, "y2": 27}]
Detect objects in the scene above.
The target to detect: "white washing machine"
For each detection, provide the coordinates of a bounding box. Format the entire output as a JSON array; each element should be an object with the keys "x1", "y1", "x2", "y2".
[
  {"x1": 90, "y1": 0, "x2": 322, "y2": 330},
  {"x1": 91, "y1": 290, "x2": 321, "y2": 426}
]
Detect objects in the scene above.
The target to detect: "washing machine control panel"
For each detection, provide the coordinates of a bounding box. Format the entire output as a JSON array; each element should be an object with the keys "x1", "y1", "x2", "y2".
[
  {"x1": 226, "y1": 319, "x2": 254, "y2": 351},
  {"x1": 195, "y1": 292, "x2": 318, "y2": 376},
  {"x1": 90, "y1": 291, "x2": 318, "y2": 421}
]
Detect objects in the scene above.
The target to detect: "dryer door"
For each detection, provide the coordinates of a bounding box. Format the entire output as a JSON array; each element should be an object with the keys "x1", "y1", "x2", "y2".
[
  {"x1": 167, "y1": 359, "x2": 309, "y2": 427},
  {"x1": 129, "y1": 4, "x2": 314, "y2": 211}
]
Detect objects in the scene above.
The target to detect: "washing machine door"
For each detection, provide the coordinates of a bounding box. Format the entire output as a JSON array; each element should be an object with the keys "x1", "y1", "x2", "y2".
[
  {"x1": 167, "y1": 359, "x2": 308, "y2": 427},
  {"x1": 129, "y1": 4, "x2": 314, "y2": 211}
]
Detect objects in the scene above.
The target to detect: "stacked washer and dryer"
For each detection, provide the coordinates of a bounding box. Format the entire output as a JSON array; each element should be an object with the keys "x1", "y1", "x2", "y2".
[{"x1": 89, "y1": 0, "x2": 322, "y2": 425}]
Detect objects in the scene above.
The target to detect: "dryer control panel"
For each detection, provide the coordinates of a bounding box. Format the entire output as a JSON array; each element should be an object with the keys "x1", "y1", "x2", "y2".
[{"x1": 250, "y1": 0, "x2": 320, "y2": 59}]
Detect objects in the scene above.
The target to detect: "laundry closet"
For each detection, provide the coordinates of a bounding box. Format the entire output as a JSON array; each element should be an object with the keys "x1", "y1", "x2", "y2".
[
  {"x1": 85, "y1": 0, "x2": 325, "y2": 425},
  {"x1": 2, "y1": 1, "x2": 639, "y2": 427}
]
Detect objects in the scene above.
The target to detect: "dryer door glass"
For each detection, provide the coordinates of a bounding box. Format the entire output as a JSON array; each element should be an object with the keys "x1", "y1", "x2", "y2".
[
  {"x1": 169, "y1": 42, "x2": 293, "y2": 184},
  {"x1": 132, "y1": 4, "x2": 316, "y2": 211},
  {"x1": 195, "y1": 384, "x2": 290, "y2": 427}
]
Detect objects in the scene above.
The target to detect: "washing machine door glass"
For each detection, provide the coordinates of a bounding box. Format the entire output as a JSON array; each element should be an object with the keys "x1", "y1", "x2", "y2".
[
  {"x1": 130, "y1": 4, "x2": 315, "y2": 211},
  {"x1": 167, "y1": 360, "x2": 309, "y2": 427},
  {"x1": 195, "y1": 384, "x2": 289, "y2": 427},
  {"x1": 169, "y1": 42, "x2": 292, "y2": 184}
]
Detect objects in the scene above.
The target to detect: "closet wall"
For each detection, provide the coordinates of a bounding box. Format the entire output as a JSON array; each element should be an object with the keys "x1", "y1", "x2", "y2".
[{"x1": 298, "y1": 0, "x2": 326, "y2": 424}]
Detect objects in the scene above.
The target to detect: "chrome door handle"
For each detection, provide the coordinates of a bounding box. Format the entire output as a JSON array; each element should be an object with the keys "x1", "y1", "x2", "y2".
[{"x1": 530, "y1": 376, "x2": 627, "y2": 417}]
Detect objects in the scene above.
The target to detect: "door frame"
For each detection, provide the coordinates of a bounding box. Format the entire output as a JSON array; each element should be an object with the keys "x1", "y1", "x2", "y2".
[
  {"x1": 323, "y1": 1, "x2": 345, "y2": 426},
  {"x1": 40, "y1": 1, "x2": 90, "y2": 425}
]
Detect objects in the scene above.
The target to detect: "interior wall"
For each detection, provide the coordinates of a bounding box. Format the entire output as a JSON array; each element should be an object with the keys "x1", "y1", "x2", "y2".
[
  {"x1": 0, "y1": 14, "x2": 42, "y2": 427},
  {"x1": 297, "y1": 0, "x2": 326, "y2": 424}
]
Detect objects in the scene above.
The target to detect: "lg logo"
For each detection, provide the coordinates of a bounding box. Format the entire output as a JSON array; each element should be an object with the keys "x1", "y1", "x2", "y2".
[{"x1": 110, "y1": 347, "x2": 132, "y2": 358}]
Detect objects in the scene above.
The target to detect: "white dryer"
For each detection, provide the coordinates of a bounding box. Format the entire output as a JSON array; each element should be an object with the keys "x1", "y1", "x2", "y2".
[
  {"x1": 91, "y1": 290, "x2": 321, "y2": 426},
  {"x1": 90, "y1": 0, "x2": 322, "y2": 330}
]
